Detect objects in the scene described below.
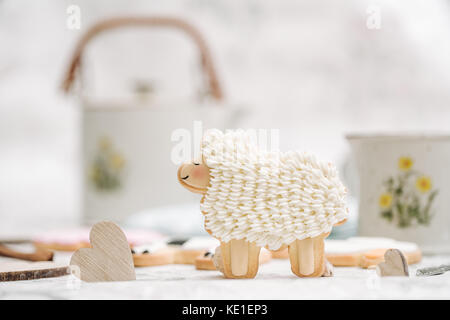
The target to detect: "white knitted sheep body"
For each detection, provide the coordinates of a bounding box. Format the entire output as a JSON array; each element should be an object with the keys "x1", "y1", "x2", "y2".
[{"x1": 200, "y1": 129, "x2": 348, "y2": 251}]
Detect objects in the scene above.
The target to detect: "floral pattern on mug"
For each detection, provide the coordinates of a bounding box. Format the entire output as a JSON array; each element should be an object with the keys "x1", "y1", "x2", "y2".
[
  {"x1": 89, "y1": 137, "x2": 126, "y2": 191},
  {"x1": 379, "y1": 156, "x2": 438, "y2": 228}
]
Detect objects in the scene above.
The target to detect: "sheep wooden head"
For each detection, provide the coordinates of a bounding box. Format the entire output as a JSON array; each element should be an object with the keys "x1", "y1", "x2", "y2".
[
  {"x1": 177, "y1": 160, "x2": 210, "y2": 194},
  {"x1": 176, "y1": 129, "x2": 348, "y2": 280}
]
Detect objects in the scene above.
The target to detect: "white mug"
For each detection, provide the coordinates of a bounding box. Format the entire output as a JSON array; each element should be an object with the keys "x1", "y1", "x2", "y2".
[{"x1": 347, "y1": 134, "x2": 450, "y2": 254}]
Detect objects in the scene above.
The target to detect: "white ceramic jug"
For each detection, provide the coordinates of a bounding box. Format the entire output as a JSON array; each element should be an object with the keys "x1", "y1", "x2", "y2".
[{"x1": 62, "y1": 17, "x2": 241, "y2": 224}]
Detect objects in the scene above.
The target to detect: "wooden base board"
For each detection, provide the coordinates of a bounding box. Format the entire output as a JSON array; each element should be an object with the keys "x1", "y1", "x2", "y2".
[{"x1": 0, "y1": 262, "x2": 70, "y2": 282}]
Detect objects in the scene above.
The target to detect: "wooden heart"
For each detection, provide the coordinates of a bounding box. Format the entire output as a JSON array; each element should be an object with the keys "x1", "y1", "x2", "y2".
[
  {"x1": 376, "y1": 248, "x2": 409, "y2": 277},
  {"x1": 70, "y1": 221, "x2": 136, "y2": 282}
]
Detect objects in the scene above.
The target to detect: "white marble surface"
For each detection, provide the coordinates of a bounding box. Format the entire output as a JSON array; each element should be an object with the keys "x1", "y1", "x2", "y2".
[{"x1": 1, "y1": 252, "x2": 450, "y2": 300}]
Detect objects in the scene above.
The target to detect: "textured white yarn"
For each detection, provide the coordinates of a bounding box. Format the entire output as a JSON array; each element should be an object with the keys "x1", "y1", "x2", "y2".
[{"x1": 200, "y1": 129, "x2": 348, "y2": 250}]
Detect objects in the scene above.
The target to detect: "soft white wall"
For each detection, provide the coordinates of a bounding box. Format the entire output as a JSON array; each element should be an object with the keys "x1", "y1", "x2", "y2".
[{"x1": 1, "y1": 0, "x2": 450, "y2": 233}]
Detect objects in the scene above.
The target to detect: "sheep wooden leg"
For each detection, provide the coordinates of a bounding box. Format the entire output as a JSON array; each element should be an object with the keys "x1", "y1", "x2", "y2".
[
  {"x1": 288, "y1": 233, "x2": 329, "y2": 277},
  {"x1": 219, "y1": 240, "x2": 260, "y2": 279}
]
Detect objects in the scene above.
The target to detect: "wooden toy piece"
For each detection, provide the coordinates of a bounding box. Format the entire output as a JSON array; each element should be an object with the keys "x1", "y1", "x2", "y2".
[
  {"x1": 360, "y1": 248, "x2": 421, "y2": 268},
  {"x1": 325, "y1": 237, "x2": 422, "y2": 268},
  {"x1": 376, "y1": 249, "x2": 409, "y2": 277},
  {"x1": 132, "y1": 248, "x2": 176, "y2": 267},
  {"x1": 132, "y1": 237, "x2": 221, "y2": 267},
  {"x1": 213, "y1": 246, "x2": 225, "y2": 274},
  {"x1": 173, "y1": 237, "x2": 221, "y2": 265},
  {"x1": 33, "y1": 228, "x2": 91, "y2": 252},
  {"x1": 132, "y1": 240, "x2": 176, "y2": 267},
  {"x1": 0, "y1": 262, "x2": 70, "y2": 282},
  {"x1": 34, "y1": 241, "x2": 90, "y2": 252},
  {"x1": 0, "y1": 244, "x2": 53, "y2": 262},
  {"x1": 333, "y1": 218, "x2": 347, "y2": 226},
  {"x1": 218, "y1": 240, "x2": 261, "y2": 279},
  {"x1": 270, "y1": 245, "x2": 289, "y2": 259},
  {"x1": 177, "y1": 130, "x2": 348, "y2": 279},
  {"x1": 322, "y1": 259, "x2": 334, "y2": 277},
  {"x1": 195, "y1": 247, "x2": 272, "y2": 271},
  {"x1": 70, "y1": 221, "x2": 136, "y2": 282},
  {"x1": 195, "y1": 251, "x2": 216, "y2": 270},
  {"x1": 174, "y1": 249, "x2": 206, "y2": 265},
  {"x1": 257, "y1": 248, "x2": 272, "y2": 265},
  {"x1": 270, "y1": 218, "x2": 345, "y2": 261},
  {"x1": 177, "y1": 161, "x2": 210, "y2": 194},
  {"x1": 288, "y1": 233, "x2": 328, "y2": 278},
  {"x1": 33, "y1": 228, "x2": 163, "y2": 252}
]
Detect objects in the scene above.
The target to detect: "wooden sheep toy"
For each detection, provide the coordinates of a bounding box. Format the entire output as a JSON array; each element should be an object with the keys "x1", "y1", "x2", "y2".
[{"x1": 177, "y1": 129, "x2": 348, "y2": 278}]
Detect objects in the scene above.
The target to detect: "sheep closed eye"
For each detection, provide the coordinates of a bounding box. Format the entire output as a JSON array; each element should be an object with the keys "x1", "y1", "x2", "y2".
[{"x1": 181, "y1": 175, "x2": 189, "y2": 180}]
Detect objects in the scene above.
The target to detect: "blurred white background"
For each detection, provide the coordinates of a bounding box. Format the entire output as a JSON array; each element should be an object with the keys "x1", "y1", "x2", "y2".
[{"x1": 1, "y1": 0, "x2": 450, "y2": 235}]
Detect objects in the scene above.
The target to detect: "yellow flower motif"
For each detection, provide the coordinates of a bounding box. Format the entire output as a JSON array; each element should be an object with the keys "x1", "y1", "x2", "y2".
[
  {"x1": 398, "y1": 157, "x2": 413, "y2": 171},
  {"x1": 416, "y1": 176, "x2": 432, "y2": 193},
  {"x1": 110, "y1": 154, "x2": 125, "y2": 169},
  {"x1": 379, "y1": 193, "x2": 393, "y2": 208},
  {"x1": 89, "y1": 166, "x2": 100, "y2": 181},
  {"x1": 99, "y1": 137, "x2": 112, "y2": 151}
]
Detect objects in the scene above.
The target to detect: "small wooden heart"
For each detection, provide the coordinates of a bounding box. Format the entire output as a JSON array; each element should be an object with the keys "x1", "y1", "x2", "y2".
[
  {"x1": 376, "y1": 248, "x2": 409, "y2": 277},
  {"x1": 70, "y1": 221, "x2": 136, "y2": 282}
]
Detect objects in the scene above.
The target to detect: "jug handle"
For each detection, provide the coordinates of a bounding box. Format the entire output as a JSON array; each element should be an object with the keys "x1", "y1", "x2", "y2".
[{"x1": 61, "y1": 16, "x2": 223, "y2": 101}]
